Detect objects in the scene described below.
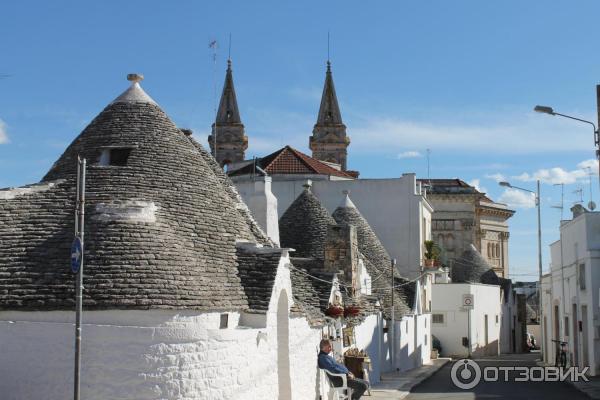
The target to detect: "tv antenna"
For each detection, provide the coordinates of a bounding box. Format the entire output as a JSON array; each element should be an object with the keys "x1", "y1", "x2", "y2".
[
  {"x1": 585, "y1": 166, "x2": 596, "y2": 210},
  {"x1": 573, "y1": 187, "x2": 584, "y2": 205},
  {"x1": 426, "y1": 148, "x2": 431, "y2": 182},
  {"x1": 552, "y1": 183, "x2": 564, "y2": 220}
]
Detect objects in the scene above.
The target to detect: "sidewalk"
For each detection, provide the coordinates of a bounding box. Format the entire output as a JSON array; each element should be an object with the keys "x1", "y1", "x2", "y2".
[
  {"x1": 369, "y1": 358, "x2": 451, "y2": 399},
  {"x1": 537, "y1": 359, "x2": 600, "y2": 399}
]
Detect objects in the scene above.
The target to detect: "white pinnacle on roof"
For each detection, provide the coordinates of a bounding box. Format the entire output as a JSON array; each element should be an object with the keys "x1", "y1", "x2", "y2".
[
  {"x1": 111, "y1": 73, "x2": 157, "y2": 105},
  {"x1": 339, "y1": 190, "x2": 356, "y2": 209}
]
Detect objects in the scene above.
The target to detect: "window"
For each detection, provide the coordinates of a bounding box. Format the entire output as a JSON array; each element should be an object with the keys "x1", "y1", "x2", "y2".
[
  {"x1": 495, "y1": 243, "x2": 501, "y2": 259},
  {"x1": 433, "y1": 220, "x2": 454, "y2": 230},
  {"x1": 496, "y1": 315, "x2": 499, "y2": 324},
  {"x1": 99, "y1": 147, "x2": 133, "y2": 166},
  {"x1": 432, "y1": 314, "x2": 444, "y2": 324},
  {"x1": 579, "y1": 263, "x2": 586, "y2": 290},
  {"x1": 565, "y1": 316, "x2": 569, "y2": 337},
  {"x1": 219, "y1": 313, "x2": 229, "y2": 329}
]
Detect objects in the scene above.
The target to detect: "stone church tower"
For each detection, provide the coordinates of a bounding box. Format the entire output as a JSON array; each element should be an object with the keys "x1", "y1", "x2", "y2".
[
  {"x1": 208, "y1": 59, "x2": 248, "y2": 167},
  {"x1": 309, "y1": 61, "x2": 350, "y2": 170}
]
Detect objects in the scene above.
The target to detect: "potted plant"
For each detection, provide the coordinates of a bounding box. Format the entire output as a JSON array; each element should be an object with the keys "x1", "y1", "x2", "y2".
[
  {"x1": 424, "y1": 240, "x2": 440, "y2": 267},
  {"x1": 344, "y1": 305, "x2": 361, "y2": 318},
  {"x1": 325, "y1": 305, "x2": 344, "y2": 318}
]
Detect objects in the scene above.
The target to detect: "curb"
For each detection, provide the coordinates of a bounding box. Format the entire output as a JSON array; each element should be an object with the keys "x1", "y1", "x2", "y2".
[{"x1": 371, "y1": 358, "x2": 451, "y2": 399}]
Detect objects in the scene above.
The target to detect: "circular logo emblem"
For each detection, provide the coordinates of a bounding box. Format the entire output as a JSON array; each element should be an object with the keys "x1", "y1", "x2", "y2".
[{"x1": 451, "y1": 359, "x2": 481, "y2": 390}]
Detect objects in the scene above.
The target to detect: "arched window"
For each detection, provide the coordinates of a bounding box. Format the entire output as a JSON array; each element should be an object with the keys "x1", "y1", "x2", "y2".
[
  {"x1": 496, "y1": 243, "x2": 501, "y2": 259},
  {"x1": 487, "y1": 243, "x2": 492, "y2": 257},
  {"x1": 446, "y1": 234, "x2": 455, "y2": 250}
]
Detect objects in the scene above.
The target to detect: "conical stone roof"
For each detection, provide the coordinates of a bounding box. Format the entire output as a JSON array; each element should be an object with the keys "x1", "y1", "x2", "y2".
[
  {"x1": 279, "y1": 185, "x2": 336, "y2": 259},
  {"x1": 451, "y1": 244, "x2": 500, "y2": 285},
  {"x1": 0, "y1": 77, "x2": 274, "y2": 311},
  {"x1": 332, "y1": 194, "x2": 413, "y2": 318}
]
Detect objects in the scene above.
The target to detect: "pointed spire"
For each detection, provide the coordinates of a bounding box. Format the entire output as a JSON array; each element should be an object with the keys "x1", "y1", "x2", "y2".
[
  {"x1": 215, "y1": 59, "x2": 241, "y2": 124},
  {"x1": 316, "y1": 61, "x2": 343, "y2": 125},
  {"x1": 209, "y1": 59, "x2": 248, "y2": 166},
  {"x1": 309, "y1": 61, "x2": 350, "y2": 170}
]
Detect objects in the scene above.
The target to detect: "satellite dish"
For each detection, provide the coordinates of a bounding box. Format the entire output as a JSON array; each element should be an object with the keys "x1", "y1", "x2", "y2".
[{"x1": 589, "y1": 201, "x2": 596, "y2": 211}]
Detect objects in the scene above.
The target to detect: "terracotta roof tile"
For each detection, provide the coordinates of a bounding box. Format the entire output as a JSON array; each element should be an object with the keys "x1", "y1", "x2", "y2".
[{"x1": 228, "y1": 146, "x2": 355, "y2": 179}]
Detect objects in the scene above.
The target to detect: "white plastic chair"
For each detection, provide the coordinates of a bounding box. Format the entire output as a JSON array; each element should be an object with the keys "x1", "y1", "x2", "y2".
[{"x1": 324, "y1": 370, "x2": 353, "y2": 400}]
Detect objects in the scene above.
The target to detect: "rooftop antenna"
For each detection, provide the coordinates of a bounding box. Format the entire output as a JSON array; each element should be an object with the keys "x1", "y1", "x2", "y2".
[
  {"x1": 573, "y1": 187, "x2": 584, "y2": 205},
  {"x1": 426, "y1": 148, "x2": 431, "y2": 183},
  {"x1": 552, "y1": 183, "x2": 564, "y2": 220},
  {"x1": 209, "y1": 38, "x2": 218, "y2": 162},
  {"x1": 585, "y1": 166, "x2": 596, "y2": 210}
]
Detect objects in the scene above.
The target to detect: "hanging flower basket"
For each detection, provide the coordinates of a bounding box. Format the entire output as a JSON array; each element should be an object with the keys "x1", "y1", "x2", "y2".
[
  {"x1": 325, "y1": 305, "x2": 344, "y2": 318},
  {"x1": 344, "y1": 305, "x2": 361, "y2": 318}
]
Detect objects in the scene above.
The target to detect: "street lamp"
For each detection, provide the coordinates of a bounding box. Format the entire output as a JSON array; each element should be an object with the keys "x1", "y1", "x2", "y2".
[
  {"x1": 499, "y1": 180, "x2": 544, "y2": 360},
  {"x1": 534, "y1": 103, "x2": 600, "y2": 189}
]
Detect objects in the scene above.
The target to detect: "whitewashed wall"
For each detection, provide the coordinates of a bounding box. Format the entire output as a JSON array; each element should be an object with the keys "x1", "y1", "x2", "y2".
[
  {"x1": 0, "y1": 256, "x2": 324, "y2": 400},
  {"x1": 393, "y1": 314, "x2": 431, "y2": 371},
  {"x1": 546, "y1": 212, "x2": 600, "y2": 375},
  {"x1": 431, "y1": 283, "x2": 501, "y2": 358},
  {"x1": 352, "y1": 314, "x2": 383, "y2": 383}
]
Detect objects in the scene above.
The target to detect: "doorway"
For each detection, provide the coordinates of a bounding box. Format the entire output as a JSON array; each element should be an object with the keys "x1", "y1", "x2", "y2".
[
  {"x1": 573, "y1": 304, "x2": 579, "y2": 367},
  {"x1": 582, "y1": 305, "x2": 589, "y2": 368}
]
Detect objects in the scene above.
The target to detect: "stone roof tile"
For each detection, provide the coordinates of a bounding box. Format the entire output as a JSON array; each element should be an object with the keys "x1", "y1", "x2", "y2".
[{"x1": 0, "y1": 80, "x2": 277, "y2": 311}]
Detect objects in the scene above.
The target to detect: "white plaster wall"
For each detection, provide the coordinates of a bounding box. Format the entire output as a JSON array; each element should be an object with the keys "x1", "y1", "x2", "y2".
[
  {"x1": 0, "y1": 254, "x2": 324, "y2": 400},
  {"x1": 352, "y1": 314, "x2": 383, "y2": 383},
  {"x1": 547, "y1": 212, "x2": 600, "y2": 375},
  {"x1": 393, "y1": 314, "x2": 431, "y2": 371},
  {"x1": 245, "y1": 177, "x2": 280, "y2": 245},
  {"x1": 289, "y1": 316, "x2": 322, "y2": 399},
  {"x1": 431, "y1": 283, "x2": 501, "y2": 358},
  {"x1": 234, "y1": 174, "x2": 432, "y2": 279}
]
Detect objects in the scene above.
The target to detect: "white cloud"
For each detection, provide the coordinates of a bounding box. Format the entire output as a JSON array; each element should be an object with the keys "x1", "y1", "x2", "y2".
[
  {"x1": 397, "y1": 150, "x2": 422, "y2": 159},
  {"x1": 485, "y1": 173, "x2": 507, "y2": 183},
  {"x1": 513, "y1": 167, "x2": 588, "y2": 185},
  {"x1": 577, "y1": 159, "x2": 599, "y2": 172},
  {"x1": 498, "y1": 188, "x2": 536, "y2": 209},
  {"x1": 0, "y1": 119, "x2": 9, "y2": 144},
  {"x1": 467, "y1": 178, "x2": 487, "y2": 194},
  {"x1": 349, "y1": 110, "x2": 598, "y2": 154}
]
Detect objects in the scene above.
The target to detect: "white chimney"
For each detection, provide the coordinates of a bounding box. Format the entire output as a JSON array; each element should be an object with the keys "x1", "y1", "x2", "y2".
[{"x1": 247, "y1": 176, "x2": 280, "y2": 245}]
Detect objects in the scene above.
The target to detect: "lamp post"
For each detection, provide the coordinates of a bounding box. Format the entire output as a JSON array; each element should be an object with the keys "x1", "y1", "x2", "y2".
[
  {"x1": 499, "y1": 180, "x2": 543, "y2": 359},
  {"x1": 534, "y1": 102, "x2": 600, "y2": 189}
]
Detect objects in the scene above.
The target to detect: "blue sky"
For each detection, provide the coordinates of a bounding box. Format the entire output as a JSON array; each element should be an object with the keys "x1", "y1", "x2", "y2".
[{"x1": 2, "y1": 0, "x2": 600, "y2": 280}]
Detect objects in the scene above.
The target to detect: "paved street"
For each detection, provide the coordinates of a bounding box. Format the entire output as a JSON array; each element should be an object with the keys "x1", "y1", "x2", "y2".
[{"x1": 405, "y1": 353, "x2": 589, "y2": 400}]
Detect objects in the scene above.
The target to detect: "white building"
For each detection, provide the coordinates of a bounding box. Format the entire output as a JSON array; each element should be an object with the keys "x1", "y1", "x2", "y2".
[
  {"x1": 432, "y1": 282, "x2": 501, "y2": 358},
  {"x1": 431, "y1": 245, "x2": 504, "y2": 357},
  {"x1": 233, "y1": 167, "x2": 433, "y2": 280},
  {"x1": 541, "y1": 205, "x2": 600, "y2": 374}
]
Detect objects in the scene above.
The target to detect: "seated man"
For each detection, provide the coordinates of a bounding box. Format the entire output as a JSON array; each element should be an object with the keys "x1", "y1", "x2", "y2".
[{"x1": 317, "y1": 339, "x2": 368, "y2": 400}]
